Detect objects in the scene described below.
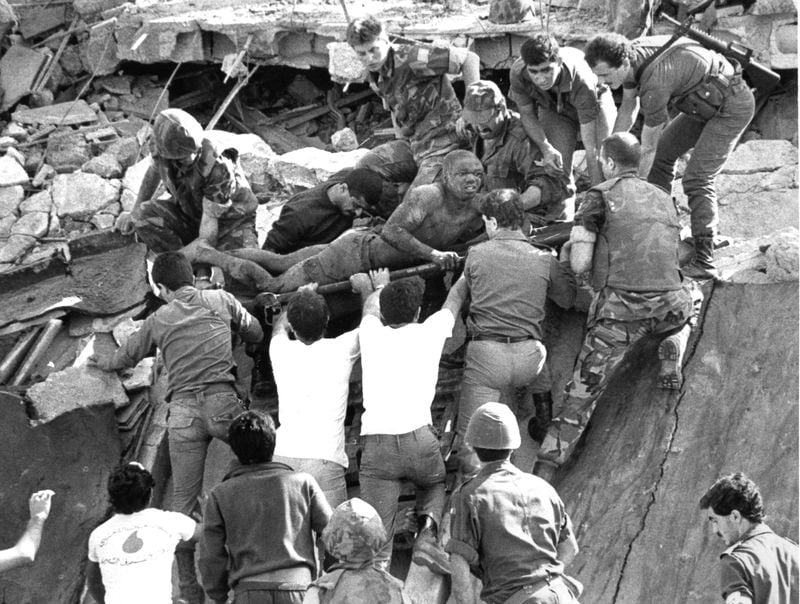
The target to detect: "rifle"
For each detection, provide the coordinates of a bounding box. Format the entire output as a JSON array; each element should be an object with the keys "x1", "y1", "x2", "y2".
[{"x1": 660, "y1": 12, "x2": 781, "y2": 101}]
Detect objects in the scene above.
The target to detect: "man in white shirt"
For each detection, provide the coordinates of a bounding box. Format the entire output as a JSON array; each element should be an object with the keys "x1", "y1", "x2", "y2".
[
  {"x1": 271, "y1": 283, "x2": 360, "y2": 510},
  {"x1": 350, "y1": 268, "x2": 468, "y2": 576},
  {"x1": 86, "y1": 462, "x2": 196, "y2": 604}
]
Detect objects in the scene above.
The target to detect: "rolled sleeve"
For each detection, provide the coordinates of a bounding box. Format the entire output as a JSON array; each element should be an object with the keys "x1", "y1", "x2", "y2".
[
  {"x1": 198, "y1": 493, "x2": 230, "y2": 603},
  {"x1": 446, "y1": 490, "x2": 481, "y2": 569},
  {"x1": 547, "y1": 257, "x2": 576, "y2": 310},
  {"x1": 508, "y1": 61, "x2": 535, "y2": 109},
  {"x1": 224, "y1": 293, "x2": 263, "y2": 343},
  {"x1": 639, "y1": 85, "x2": 672, "y2": 127},
  {"x1": 575, "y1": 189, "x2": 605, "y2": 233},
  {"x1": 720, "y1": 555, "x2": 754, "y2": 600},
  {"x1": 557, "y1": 511, "x2": 576, "y2": 545},
  {"x1": 571, "y1": 78, "x2": 601, "y2": 124}
]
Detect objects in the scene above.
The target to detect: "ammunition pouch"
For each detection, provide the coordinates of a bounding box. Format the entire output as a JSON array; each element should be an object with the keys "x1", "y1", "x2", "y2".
[{"x1": 674, "y1": 58, "x2": 739, "y2": 120}]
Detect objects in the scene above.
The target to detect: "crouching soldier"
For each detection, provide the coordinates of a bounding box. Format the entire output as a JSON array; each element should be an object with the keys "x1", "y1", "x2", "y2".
[{"x1": 533, "y1": 132, "x2": 702, "y2": 481}]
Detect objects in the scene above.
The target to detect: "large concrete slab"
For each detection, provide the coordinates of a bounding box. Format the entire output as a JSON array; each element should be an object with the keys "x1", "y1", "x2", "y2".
[{"x1": 555, "y1": 282, "x2": 799, "y2": 604}]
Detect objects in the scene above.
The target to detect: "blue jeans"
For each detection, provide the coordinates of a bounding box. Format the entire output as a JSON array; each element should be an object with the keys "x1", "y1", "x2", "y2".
[
  {"x1": 359, "y1": 425, "x2": 446, "y2": 563},
  {"x1": 273, "y1": 455, "x2": 347, "y2": 509},
  {"x1": 168, "y1": 387, "x2": 245, "y2": 517},
  {"x1": 457, "y1": 339, "x2": 547, "y2": 434},
  {"x1": 648, "y1": 77, "x2": 755, "y2": 238},
  {"x1": 514, "y1": 577, "x2": 580, "y2": 604}
]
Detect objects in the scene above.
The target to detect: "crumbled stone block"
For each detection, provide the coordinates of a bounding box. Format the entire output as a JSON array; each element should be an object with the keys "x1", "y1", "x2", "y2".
[
  {"x1": 0, "y1": 215, "x2": 15, "y2": 239},
  {"x1": 28, "y1": 366, "x2": 129, "y2": 424},
  {"x1": 19, "y1": 190, "x2": 52, "y2": 214},
  {"x1": 0, "y1": 185, "x2": 24, "y2": 216},
  {"x1": 113, "y1": 317, "x2": 142, "y2": 347},
  {"x1": 0, "y1": 45, "x2": 49, "y2": 111},
  {"x1": 91, "y1": 213, "x2": 116, "y2": 230},
  {"x1": 331, "y1": 127, "x2": 358, "y2": 152},
  {"x1": 2, "y1": 122, "x2": 29, "y2": 141},
  {"x1": 79, "y1": 19, "x2": 120, "y2": 76},
  {"x1": 327, "y1": 42, "x2": 366, "y2": 83},
  {"x1": 12, "y1": 99, "x2": 97, "y2": 126},
  {"x1": 0, "y1": 155, "x2": 30, "y2": 186},
  {"x1": 5, "y1": 146, "x2": 25, "y2": 167},
  {"x1": 32, "y1": 163, "x2": 56, "y2": 187},
  {"x1": 82, "y1": 154, "x2": 123, "y2": 178},
  {"x1": 269, "y1": 147, "x2": 369, "y2": 189},
  {"x1": 52, "y1": 172, "x2": 121, "y2": 218},
  {"x1": 121, "y1": 156, "x2": 151, "y2": 197},
  {"x1": 105, "y1": 136, "x2": 140, "y2": 169},
  {"x1": 0, "y1": 136, "x2": 17, "y2": 150},
  {"x1": 121, "y1": 356, "x2": 154, "y2": 391},
  {"x1": 0, "y1": 211, "x2": 49, "y2": 262},
  {"x1": 120, "y1": 188, "x2": 136, "y2": 212},
  {"x1": 765, "y1": 228, "x2": 799, "y2": 282},
  {"x1": 46, "y1": 135, "x2": 92, "y2": 173}
]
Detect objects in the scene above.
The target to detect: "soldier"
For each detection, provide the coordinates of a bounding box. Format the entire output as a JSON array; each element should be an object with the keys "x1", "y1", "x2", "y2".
[
  {"x1": 509, "y1": 33, "x2": 616, "y2": 199},
  {"x1": 454, "y1": 189, "x2": 576, "y2": 476},
  {"x1": 115, "y1": 108, "x2": 270, "y2": 290},
  {"x1": 346, "y1": 15, "x2": 479, "y2": 194},
  {"x1": 250, "y1": 150, "x2": 485, "y2": 293},
  {"x1": 303, "y1": 498, "x2": 412, "y2": 604},
  {"x1": 585, "y1": 33, "x2": 756, "y2": 279},
  {"x1": 533, "y1": 133, "x2": 702, "y2": 482},
  {"x1": 460, "y1": 79, "x2": 571, "y2": 226},
  {"x1": 447, "y1": 403, "x2": 581, "y2": 604},
  {"x1": 700, "y1": 472, "x2": 799, "y2": 604}
]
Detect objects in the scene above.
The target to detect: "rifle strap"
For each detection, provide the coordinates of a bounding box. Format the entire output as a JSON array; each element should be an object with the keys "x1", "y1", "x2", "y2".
[{"x1": 633, "y1": 21, "x2": 693, "y2": 84}]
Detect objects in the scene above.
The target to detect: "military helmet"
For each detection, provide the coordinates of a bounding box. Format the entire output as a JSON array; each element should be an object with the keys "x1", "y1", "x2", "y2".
[
  {"x1": 151, "y1": 108, "x2": 203, "y2": 159},
  {"x1": 465, "y1": 402, "x2": 521, "y2": 449},
  {"x1": 322, "y1": 498, "x2": 387, "y2": 563}
]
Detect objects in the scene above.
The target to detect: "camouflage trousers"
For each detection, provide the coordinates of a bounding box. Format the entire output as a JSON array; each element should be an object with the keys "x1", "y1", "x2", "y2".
[
  {"x1": 537, "y1": 297, "x2": 699, "y2": 468},
  {"x1": 133, "y1": 196, "x2": 258, "y2": 253}
]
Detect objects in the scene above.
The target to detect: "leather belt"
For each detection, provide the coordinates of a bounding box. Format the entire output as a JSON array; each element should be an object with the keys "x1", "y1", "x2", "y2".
[
  {"x1": 504, "y1": 575, "x2": 563, "y2": 604},
  {"x1": 466, "y1": 334, "x2": 536, "y2": 344}
]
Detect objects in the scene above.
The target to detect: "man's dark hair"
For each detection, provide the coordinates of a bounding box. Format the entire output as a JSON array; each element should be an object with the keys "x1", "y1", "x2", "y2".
[
  {"x1": 473, "y1": 447, "x2": 513, "y2": 463},
  {"x1": 380, "y1": 276, "x2": 425, "y2": 326},
  {"x1": 584, "y1": 33, "x2": 632, "y2": 69},
  {"x1": 151, "y1": 251, "x2": 194, "y2": 291},
  {"x1": 699, "y1": 472, "x2": 765, "y2": 523},
  {"x1": 108, "y1": 462, "x2": 155, "y2": 514},
  {"x1": 344, "y1": 169, "x2": 385, "y2": 208},
  {"x1": 601, "y1": 133, "x2": 641, "y2": 169},
  {"x1": 346, "y1": 15, "x2": 384, "y2": 46},
  {"x1": 520, "y1": 34, "x2": 561, "y2": 66},
  {"x1": 443, "y1": 149, "x2": 481, "y2": 176},
  {"x1": 228, "y1": 410, "x2": 276, "y2": 465},
  {"x1": 287, "y1": 290, "x2": 329, "y2": 343},
  {"x1": 479, "y1": 189, "x2": 524, "y2": 230}
]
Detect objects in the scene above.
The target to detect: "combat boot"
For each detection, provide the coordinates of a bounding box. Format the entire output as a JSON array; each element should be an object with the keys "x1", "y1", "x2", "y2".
[
  {"x1": 658, "y1": 324, "x2": 691, "y2": 390},
  {"x1": 682, "y1": 236, "x2": 719, "y2": 280},
  {"x1": 175, "y1": 545, "x2": 204, "y2": 604},
  {"x1": 527, "y1": 391, "x2": 553, "y2": 444}
]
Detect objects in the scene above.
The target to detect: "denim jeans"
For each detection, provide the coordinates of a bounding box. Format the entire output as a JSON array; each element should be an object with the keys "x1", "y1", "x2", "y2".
[
  {"x1": 168, "y1": 387, "x2": 245, "y2": 517},
  {"x1": 273, "y1": 455, "x2": 348, "y2": 509},
  {"x1": 648, "y1": 77, "x2": 755, "y2": 238},
  {"x1": 514, "y1": 578, "x2": 580, "y2": 604},
  {"x1": 232, "y1": 588, "x2": 305, "y2": 604},
  {"x1": 457, "y1": 339, "x2": 547, "y2": 434},
  {"x1": 359, "y1": 425, "x2": 446, "y2": 563}
]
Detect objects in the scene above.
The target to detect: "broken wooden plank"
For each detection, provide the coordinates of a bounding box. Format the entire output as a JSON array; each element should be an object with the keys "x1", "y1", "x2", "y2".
[
  {"x1": 0, "y1": 45, "x2": 49, "y2": 111},
  {"x1": 283, "y1": 88, "x2": 374, "y2": 130},
  {"x1": 226, "y1": 104, "x2": 320, "y2": 154},
  {"x1": 12, "y1": 99, "x2": 97, "y2": 126}
]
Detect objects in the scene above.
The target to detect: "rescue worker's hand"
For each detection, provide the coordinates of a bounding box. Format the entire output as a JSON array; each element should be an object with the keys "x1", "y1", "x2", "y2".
[
  {"x1": 430, "y1": 250, "x2": 460, "y2": 270},
  {"x1": 369, "y1": 268, "x2": 390, "y2": 289},
  {"x1": 541, "y1": 144, "x2": 564, "y2": 176},
  {"x1": 350, "y1": 272, "x2": 372, "y2": 295},
  {"x1": 114, "y1": 211, "x2": 135, "y2": 235},
  {"x1": 87, "y1": 354, "x2": 115, "y2": 372},
  {"x1": 298, "y1": 282, "x2": 319, "y2": 293},
  {"x1": 29, "y1": 490, "x2": 54, "y2": 521},
  {"x1": 454, "y1": 117, "x2": 473, "y2": 141}
]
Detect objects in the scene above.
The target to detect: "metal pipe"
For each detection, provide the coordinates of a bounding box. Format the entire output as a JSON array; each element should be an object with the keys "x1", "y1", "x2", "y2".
[
  {"x1": 0, "y1": 327, "x2": 42, "y2": 384},
  {"x1": 10, "y1": 318, "x2": 64, "y2": 386}
]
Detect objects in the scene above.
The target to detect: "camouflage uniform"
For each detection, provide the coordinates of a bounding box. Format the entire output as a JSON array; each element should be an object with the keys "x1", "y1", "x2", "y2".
[
  {"x1": 537, "y1": 172, "x2": 702, "y2": 468},
  {"x1": 305, "y1": 498, "x2": 411, "y2": 604},
  {"x1": 133, "y1": 131, "x2": 258, "y2": 253},
  {"x1": 369, "y1": 44, "x2": 469, "y2": 192},
  {"x1": 472, "y1": 111, "x2": 571, "y2": 225}
]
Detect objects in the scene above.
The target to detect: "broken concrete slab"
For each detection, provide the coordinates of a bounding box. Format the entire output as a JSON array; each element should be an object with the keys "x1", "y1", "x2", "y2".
[
  {"x1": 121, "y1": 155, "x2": 151, "y2": 197},
  {"x1": 765, "y1": 228, "x2": 799, "y2": 282},
  {"x1": 5, "y1": 147, "x2": 25, "y2": 168},
  {"x1": 2, "y1": 122, "x2": 28, "y2": 142},
  {"x1": 269, "y1": 147, "x2": 369, "y2": 189},
  {"x1": 0, "y1": 212, "x2": 50, "y2": 263},
  {"x1": 105, "y1": 136, "x2": 140, "y2": 169},
  {"x1": 0, "y1": 45, "x2": 49, "y2": 111},
  {"x1": 723, "y1": 139, "x2": 798, "y2": 174},
  {"x1": 118, "y1": 87, "x2": 169, "y2": 120},
  {"x1": 12, "y1": 99, "x2": 97, "y2": 126},
  {"x1": 331, "y1": 127, "x2": 358, "y2": 152},
  {"x1": 28, "y1": 365, "x2": 129, "y2": 424},
  {"x1": 80, "y1": 18, "x2": 121, "y2": 76},
  {"x1": 19, "y1": 190, "x2": 53, "y2": 214},
  {"x1": 0, "y1": 185, "x2": 25, "y2": 216},
  {"x1": 82, "y1": 153, "x2": 124, "y2": 178},
  {"x1": 32, "y1": 163, "x2": 56, "y2": 187},
  {"x1": 97, "y1": 74, "x2": 133, "y2": 95},
  {"x1": 0, "y1": 156, "x2": 30, "y2": 187},
  {"x1": 113, "y1": 317, "x2": 142, "y2": 347},
  {"x1": 90, "y1": 213, "x2": 116, "y2": 230},
  {"x1": 0, "y1": 215, "x2": 15, "y2": 239},
  {"x1": 52, "y1": 172, "x2": 121, "y2": 218}
]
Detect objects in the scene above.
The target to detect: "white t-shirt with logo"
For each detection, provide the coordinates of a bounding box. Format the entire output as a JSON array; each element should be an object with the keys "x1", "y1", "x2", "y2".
[
  {"x1": 87, "y1": 508, "x2": 196, "y2": 604},
  {"x1": 271, "y1": 328, "x2": 360, "y2": 468},
  {"x1": 359, "y1": 309, "x2": 455, "y2": 435}
]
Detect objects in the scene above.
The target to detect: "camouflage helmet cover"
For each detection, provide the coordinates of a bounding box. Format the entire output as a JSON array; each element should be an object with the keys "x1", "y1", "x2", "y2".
[
  {"x1": 151, "y1": 108, "x2": 203, "y2": 159},
  {"x1": 322, "y1": 498, "x2": 387, "y2": 563}
]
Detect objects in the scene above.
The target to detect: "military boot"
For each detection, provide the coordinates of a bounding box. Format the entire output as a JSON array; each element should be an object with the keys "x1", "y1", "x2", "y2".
[
  {"x1": 527, "y1": 391, "x2": 553, "y2": 444},
  {"x1": 411, "y1": 519, "x2": 451, "y2": 575},
  {"x1": 175, "y1": 545, "x2": 204, "y2": 604},
  {"x1": 658, "y1": 323, "x2": 692, "y2": 390},
  {"x1": 682, "y1": 236, "x2": 719, "y2": 280}
]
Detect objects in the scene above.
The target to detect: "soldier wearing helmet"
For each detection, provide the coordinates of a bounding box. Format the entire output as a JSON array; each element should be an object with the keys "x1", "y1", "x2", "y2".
[
  {"x1": 303, "y1": 498, "x2": 413, "y2": 604},
  {"x1": 446, "y1": 402, "x2": 582, "y2": 604},
  {"x1": 115, "y1": 109, "x2": 265, "y2": 289}
]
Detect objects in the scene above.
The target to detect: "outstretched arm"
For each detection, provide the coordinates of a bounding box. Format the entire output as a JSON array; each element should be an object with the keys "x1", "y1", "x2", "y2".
[{"x1": 0, "y1": 490, "x2": 54, "y2": 572}]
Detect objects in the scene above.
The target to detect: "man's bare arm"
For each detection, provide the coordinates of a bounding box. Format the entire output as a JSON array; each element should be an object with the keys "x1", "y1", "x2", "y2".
[{"x1": 0, "y1": 490, "x2": 54, "y2": 573}]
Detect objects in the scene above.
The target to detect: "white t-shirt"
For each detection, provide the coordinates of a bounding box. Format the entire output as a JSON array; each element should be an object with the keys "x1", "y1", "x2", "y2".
[
  {"x1": 87, "y1": 508, "x2": 195, "y2": 604},
  {"x1": 271, "y1": 328, "x2": 360, "y2": 468},
  {"x1": 359, "y1": 309, "x2": 454, "y2": 435}
]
